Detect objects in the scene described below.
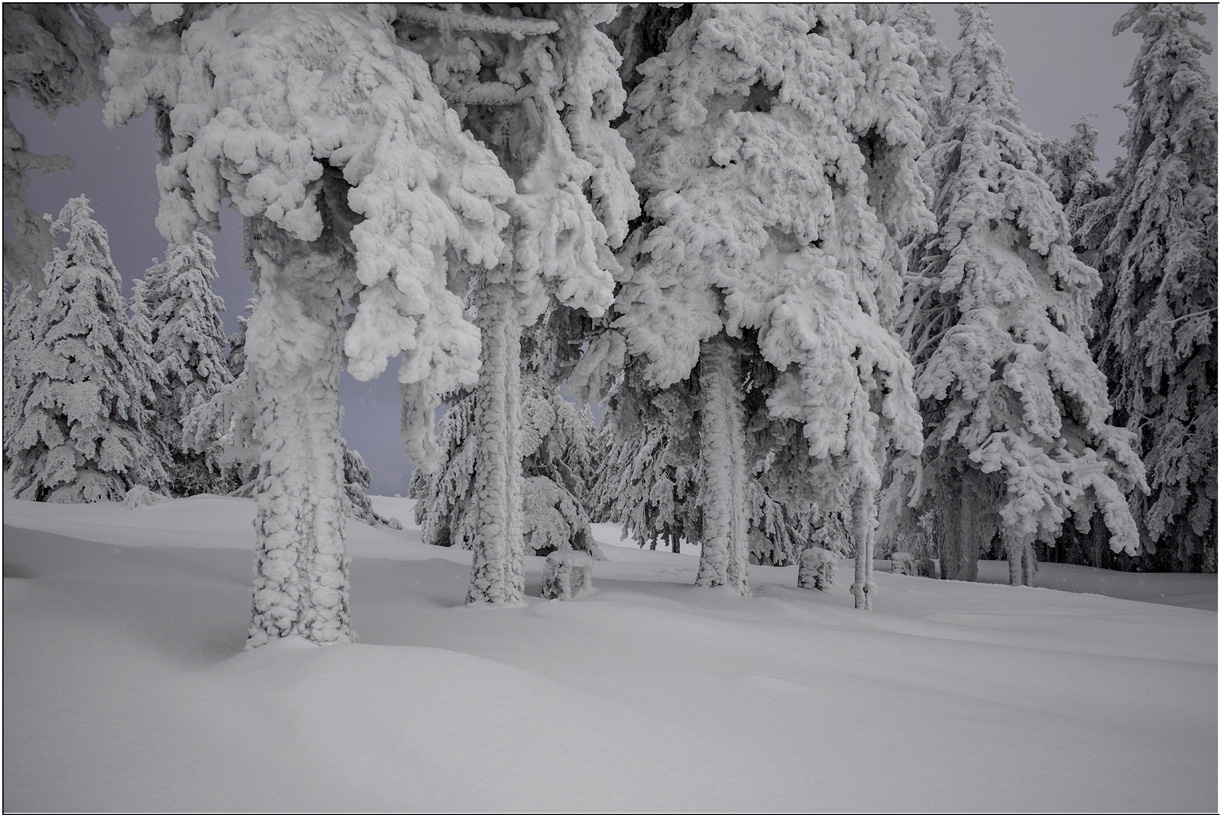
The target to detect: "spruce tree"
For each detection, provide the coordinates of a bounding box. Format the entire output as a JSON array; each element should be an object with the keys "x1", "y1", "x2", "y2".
[
  {"x1": 395, "y1": 5, "x2": 637, "y2": 604},
  {"x1": 139, "y1": 233, "x2": 235, "y2": 495},
  {"x1": 584, "y1": 5, "x2": 933, "y2": 605},
  {"x1": 899, "y1": 5, "x2": 1145, "y2": 585},
  {"x1": 1085, "y1": 4, "x2": 1217, "y2": 572},
  {"x1": 10, "y1": 196, "x2": 167, "y2": 502},
  {"x1": 108, "y1": 5, "x2": 515, "y2": 646}
]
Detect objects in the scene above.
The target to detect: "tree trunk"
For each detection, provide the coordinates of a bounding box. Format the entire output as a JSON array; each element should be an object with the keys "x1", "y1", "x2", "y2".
[
  {"x1": 851, "y1": 482, "x2": 877, "y2": 610},
  {"x1": 696, "y1": 334, "x2": 749, "y2": 594},
  {"x1": 245, "y1": 218, "x2": 353, "y2": 648},
  {"x1": 938, "y1": 468, "x2": 983, "y2": 581},
  {"x1": 1006, "y1": 538, "x2": 1037, "y2": 586},
  {"x1": 466, "y1": 281, "x2": 526, "y2": 605}
]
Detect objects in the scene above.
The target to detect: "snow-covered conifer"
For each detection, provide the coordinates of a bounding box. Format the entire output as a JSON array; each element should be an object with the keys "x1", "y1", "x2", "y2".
[
  {"x1": 899, "y1": 5, "x2": 1146, "y2": 585},
  {"x1": 1082, "y1": 4, "x2": 1217, "y2": 572},
  {"x1": 591, "y1": 395, "x2": 702, "y2": 555},
  {"x1": 9, "y1": 196, "x2": 167, "y2": 502},
  {"x1": 2, "y1": 4, "x2": 110, "y2": 291},
  {"x1": 584, "y1": 5, "x2": 933, "y2": 604},
  {"x1": 3, "y1": 282, "x2": 38, "y2": 468},
  {"x1": 107, "y1": 5, "x2": 514, "y2": 645},
  {"x1": 398, "y1": 5, "x2": 637, "y2": 604},
  {"x1": 343, "y1": 445, "x2": 401, "y2": 530},
  {"x1": 410, "y1": 314, "x2": 603, "y2": 561},
  {"x1": 139, "y1": 233, "x2": 234, "y2": 495}
]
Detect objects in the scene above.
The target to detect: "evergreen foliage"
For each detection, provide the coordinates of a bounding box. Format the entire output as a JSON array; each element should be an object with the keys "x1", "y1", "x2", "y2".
[
  {"x1": 1084, "y1": 3, "x2": 1217, "y2": 572},
  {"x1": 138, "y1": 233, "x2": 235, "y2": 495}
]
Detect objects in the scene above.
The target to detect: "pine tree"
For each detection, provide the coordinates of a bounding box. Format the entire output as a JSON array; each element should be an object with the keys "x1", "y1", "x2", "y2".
[
  {"x1": 9, "y1": 196, "x2": 167, "y2": 502},
  {"x1": 2, "y1": 4, "x2": 111, "y2": 291},
  {"x1": 1084, "y1": 4, "x2": 1217, "y2": 572},
  {"x1": 397, "y1": 5, "x2": 637, "y2": 604},
  {"x1": 139, "y1": 233, "x2": 235, "y2": 495},
  {"x1": 899, "y1": 5, "x2": 1145, "y2": 586},
  {"x1": 107, "y1": 5, "x2": 515, "y2": 646},
  {"x1": 583, "y1": 5, "x2": 933, "y2": 605}
]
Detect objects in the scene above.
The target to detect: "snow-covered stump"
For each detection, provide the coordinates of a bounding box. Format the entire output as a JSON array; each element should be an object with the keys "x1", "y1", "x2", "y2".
[
  {"x1": 797, "y1": 547, "x2": 836, "y2": 591},
  {"x1": 891, "y1": 552, "x2": 916, "y2": 576},
  {"x1": 1006, "y1": 539, "x2": 1037, "y2": 587},
  {"x1": 695, "y1": 335, "x2": 750, "y2": 595},
  {"x1": 541, "y1": 549, "x2": 593, "y2": 600},
  {"x1": 246, "y1": 222, "x2": 354, "y2": 648},
  {"x1": 851, "y1": 484, "x2": 877, "y2": 610},
  {"x1": 466, "y1": 282, "x2": 526, "y2": 606}
]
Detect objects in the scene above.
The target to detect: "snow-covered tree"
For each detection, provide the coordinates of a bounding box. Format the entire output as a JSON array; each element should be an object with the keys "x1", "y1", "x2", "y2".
[
  {"x1": 1041, "y1": 115, "x2": 1105, "y2": 233},
  {"x1": 891, "y1": 4, "x2": 951, "y2": 140},
  {"x1": 343, "y1": 445, "x2": 401, "y2": 530},
  {"x1": 591, "y1": 392, "x2": 701, "y2": 554},
  {"x1": 3, "y1": 281, "x2": 38, "y2": 468},
  {"x1": 2, "y1": 4, "x2": 111, "y2": 291},
  {"x1": 137, "y1": 233, "x2": 234, "y2": 495},
  {"x1": 397, "y1": 4, "x2": 637, "y2": 604},
  {"x1": 9, "y1": 196, "x2": 167, "y2": 502},
  {"x1": 183, "y1": 296, "x2": 258, "y2": 496},
  {"x1": 898, "y1": 5, "x2": 1146, "y2": 586},
  {"x1": 580, "y1": 5, "x2": 933, "y2": 605},
  {"x1": 1083, "y1": 4, "x2": 1217, "y2": 572},
  {"x1": 107, "y1": 5, "x2": 514, "y2": 646},
  {"x1": 410, "y1": 315, "x2": 603, "y2": 560}
]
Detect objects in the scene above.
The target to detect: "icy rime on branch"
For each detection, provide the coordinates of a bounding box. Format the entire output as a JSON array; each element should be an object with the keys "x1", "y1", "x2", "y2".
[{"x1": 105, "y1": 4, "x2": 513, "y2": 645}]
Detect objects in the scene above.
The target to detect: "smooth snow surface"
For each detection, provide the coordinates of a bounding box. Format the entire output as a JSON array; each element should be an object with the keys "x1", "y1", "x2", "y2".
[{"x1": 3, "y1": 491, "x2": 1216, "y2": 811}]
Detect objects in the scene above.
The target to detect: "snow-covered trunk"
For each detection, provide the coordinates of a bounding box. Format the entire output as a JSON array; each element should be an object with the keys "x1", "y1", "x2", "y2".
[
  {"x1": 851, "y1": 483, "x2": 877, "y2": 610},
  {"x1": 245, "y1": 219, "x2": 353, "y2": 648},
  {"x1": 1005, "y1": 539, "x2": 1037, "y2": 587},
  {"x1": 695, "y1": 334, "x2": 749, "y2": 594},
  {"x1": 466, "y1": 281, "x2": 525, "y2": 605}
]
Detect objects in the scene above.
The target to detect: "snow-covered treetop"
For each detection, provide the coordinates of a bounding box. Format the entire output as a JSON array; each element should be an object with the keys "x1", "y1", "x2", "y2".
[
  {"x1": 1040, "y1": 114, "x2": 1104, "y2": 243},
  {"x1": 399, "y1": 3, "x2": 638, "y2": 323},
  {"x1": 608, "y1": 4, "x2": 933, "y2": 486},
  {"x1": 3, "y1": 4, "x2": 110, "y2": 115},
  {"x1": 105, "y1": 4, "x2": 520, "y2": 466}
]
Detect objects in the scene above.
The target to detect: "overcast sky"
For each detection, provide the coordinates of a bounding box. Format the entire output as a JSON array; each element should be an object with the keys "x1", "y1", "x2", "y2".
[{"x1": 6, "y1": 4, "x2": 1218, "y2": 495}]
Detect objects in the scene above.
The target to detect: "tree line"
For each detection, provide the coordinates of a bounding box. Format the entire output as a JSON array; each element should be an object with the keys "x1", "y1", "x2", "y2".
[{"x1": 3, "y1": 4, "x2": 1214, "y2": 649}]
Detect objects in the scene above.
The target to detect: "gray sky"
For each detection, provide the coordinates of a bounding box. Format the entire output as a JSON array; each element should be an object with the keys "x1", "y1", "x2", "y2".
[{"x1": 6, "y1": 4, "x2": 1218, "y2": 495}]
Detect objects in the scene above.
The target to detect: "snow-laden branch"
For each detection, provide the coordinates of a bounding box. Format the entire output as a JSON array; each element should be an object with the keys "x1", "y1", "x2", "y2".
[{"x1": 394, "y1": 4, "x2": 558, "y2": 38}]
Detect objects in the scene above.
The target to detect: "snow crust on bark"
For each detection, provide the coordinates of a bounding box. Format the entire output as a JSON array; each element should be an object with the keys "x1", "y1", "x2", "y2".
[{"x1": 244, "y1": 218, "x2": 352, "y2": 647}]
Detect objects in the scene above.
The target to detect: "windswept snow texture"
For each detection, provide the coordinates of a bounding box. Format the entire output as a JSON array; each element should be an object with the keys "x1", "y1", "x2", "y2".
[{"x1": 3, "y1": 490, "x2": 1215, "y2": 812}]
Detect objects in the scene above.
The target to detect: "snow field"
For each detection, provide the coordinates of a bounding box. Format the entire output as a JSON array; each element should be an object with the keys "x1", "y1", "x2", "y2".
[{"x1": 3, "y1": 492, "x2": 1215, "y2": 811}]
